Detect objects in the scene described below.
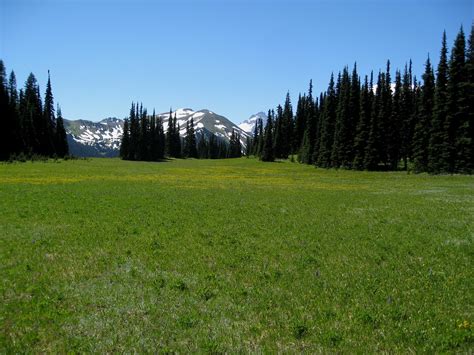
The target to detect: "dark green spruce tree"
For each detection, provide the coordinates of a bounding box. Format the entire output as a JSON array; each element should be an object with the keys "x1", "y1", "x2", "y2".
[
  {"x1": 413, "y1": 57, "x2": 435, "y2": 173},
  {"x1": 0, "y1": 61, "x2": 10, "y2": 160},
  {"x1": 331, "y1": 67, "x2": 351, "y2": 168},
  {"x1": 428, "y1": 31, "x2": 450, "y2": 173},
  {"x1": 273, "y1": 105, "x2": 284, "y2": 159},
  {"x1": 316, "y1": 73, "x2": 337, "y2": 168},
  {"x1": 282, "y1": 92, "x2": 293, "y2": 157},
  {"x1": 364, "y1": 72, "x2": 383, "y2": 170},
  {"x1": 120, "y1": 119, "x2": 130, "y2": 159},
  {"x1": 461, "y1": 24, "x2": 474, "y2": 173},
  {"x1": 445, "y1": 27, "x2": 467, "y2": 173},
  {"x1": 229, "y1": 129, "x2": 242, "y2": 158},
  {"x1": 43, "y1": 71, "x2": 55, "y2": 156},
  {"x1": 23, "y1": 73, "x2": 43, "y2": 155},
  {"x1": 400, "y1": 61, "x2": 415, "y2": 169},
  {"x1": 353, "y1": 73, "x2": 373, "y2": 169},
  {"x1": 55, "y1": 105, "x2": 68, "y2": 157},
  {"x1": 303, "y1": 80, "x2": 318, "y2": 164},
  {"x1": 293, "y1": 93, "x2": 306, "y2": 152},
  {"x1": 386, "y1": 69, "x2": 402, "y2": 170},
  {"x1": 128, "y1": 103, "x2": 139, "y2": 160},
  {"x1": 261, "y1": 110, "x2": 275, "y2": 162},
  {"x1": 185, "y1": 118, "x2": 198, "y2": 158},
  {"x1": 7, "y1": 70, "x2": 21, "y2": 155},
  {"x1": 453, "y1": 26, "x2": 472, "y2": 173}
]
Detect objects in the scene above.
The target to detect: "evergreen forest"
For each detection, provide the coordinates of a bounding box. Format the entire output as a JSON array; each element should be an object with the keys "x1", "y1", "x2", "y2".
[
  {"x1": 251, "y1": 27, "x2": 473, "y2": 174},
  {"x1": 0, "y1": 61, "x2": 69, "y2": 160},
  {"x1": 119, "y1": 103, "x2": 243, "y2": 161}
]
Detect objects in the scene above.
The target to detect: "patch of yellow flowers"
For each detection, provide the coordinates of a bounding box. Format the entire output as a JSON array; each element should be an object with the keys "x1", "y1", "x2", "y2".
[{"x1": 458, "y1": 320, "x2": 471, "y2": 329}]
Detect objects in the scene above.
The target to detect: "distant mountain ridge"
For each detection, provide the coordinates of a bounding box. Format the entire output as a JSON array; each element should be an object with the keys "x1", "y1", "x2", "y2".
[{"x1": 64, "y1": 108, "x2": 250, "y2": 157}]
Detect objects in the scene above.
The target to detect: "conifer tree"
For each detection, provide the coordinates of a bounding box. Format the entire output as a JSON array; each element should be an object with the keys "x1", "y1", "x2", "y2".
[
  {"x1": 197, "y1": 134, "x2": 208, "y2": 158},
  {"x1": 353, "y1": 74, "x2": 372, "y2": 169},
  {"x1": 139, "y1": 105, "x2": 149, "y2": 160},
  {"x1": 23, "y1": 73, "x2": 43, "y2": 154},
  {"x1": 156, "y1": 115, "x2": 165, "y2": 159},
  {"x1": 55, "y1": 105, "x2": 68, "y2": 157},
  {"x1": 453, "y1": 26, "x2": 472, "y2": 173},
  {"x1": 445, "y1": 27, "x2": 467, "y2": 173},
  {"x1": 184, "y1": 120, "x2": 190, "y2": 157},
  {"x1": 0, "y1": 60, "x2": 9, "y2": 160},
  {"x1": 166, "y1": 109, "x2": 173, "y2": 157},
  {"x1": 229, "y1": 129, "x2": 242, "y2": 158},
  {"x1": 347, "y1": 63, "x2": 360, "y2": 167},
  {"x1": 174, "y1": 118, "x2": 182, "y2": 158},
  {"x1": 261, "y1": 110, "x2": 275, "y2": 162},
  {"x1": 293, "y1": 93, "x2": 306, "y2": 151},
  {"x1": 400, "y1": 61, "x2": 415, "y2": 169},
  {"x1": 245, "y1": 136, "x2": 251, "y2": 156},
  {"x1": 378, "y1": 60, "x2": 392, "y2": 167},
  {"x1": 413, "y1": 57, "x2": 435, "y2": 172},
  {"x1": 149, "y1": 110, "x2": 158, "y2": 160},
  {"x1": 428, "y1": 31, "x2": 450, "y2": 173},
  {"x1": 304, "y1": 81, "x2": 319, "y2": 164},
  {"x1": 8, "y1": 70, "x2": 21, "y2": 155},
  {"x1": 312, "y1": 93, "x2": 325, "y2": 163},
  {"x1": 209, "y1": 134, "x2": 218, "y2": 159},
  {"x1": 185, "y1": 118, "x2": 198, "y2": 158},
  {"x1": 273, "y1": 105, "x2": 284, "y2": 159},
  {"x1": 316, "y1": 74, "x2": 337, "y2": 167},
  {"x1": 257, "y1": 117, "x2": 264, "y2": 157},
  {"x1": 388, "y1": 70, "x2": 402, "y2": 170},
  {"x1": 282, "y1": 92, "x2": 293, "y2": 157},
  {"x1": 120, "y1": 119, "x2": 130, "y2": 159},
  {"x1": 43, "y1": 71, "x2": 55, "y2": 155},
  {"x1": 331, "y1": 67, "x2": 351, "y2": 168},
  {"x1": 251, "y1": 118, "x2": 260, "y2": 155},
  {"x1": 364, "y1": 72, "x2": 383, "y2": 170},
  {"x1": 128, "y1": 102, "x2": 138, "y2": 160},
  {"x1": 461, "y1": 24, "x2": 474, "y2": 173},
  {"x1": 299, "y1": 122, "x2": 312, "y2": 164}
]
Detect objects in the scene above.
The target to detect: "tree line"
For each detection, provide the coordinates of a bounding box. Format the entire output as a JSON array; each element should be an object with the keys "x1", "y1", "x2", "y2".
[
  {"x1": 0, "y1": 60, "x2": 69, "y2": 160},
  {"x1": 120, "y1": 102, "x2": 242, "y2": 161},
  {"x1": 251, "y1": 26, "x2": 473, "y2": 174}
]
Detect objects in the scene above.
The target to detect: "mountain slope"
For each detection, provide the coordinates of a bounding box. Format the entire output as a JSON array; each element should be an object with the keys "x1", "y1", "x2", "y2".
[
  {"x1": 64, "y1": 108, "x2": 249, "y2": 157},
  {"x1": 64, "y1": 118, "x2": 123, "y2": 157},
  {"x1": 238, "y1": 111, "x2": 268, "y2": 134}
]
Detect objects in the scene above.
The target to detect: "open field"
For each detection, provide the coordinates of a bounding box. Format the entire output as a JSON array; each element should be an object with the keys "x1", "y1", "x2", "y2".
[{"x1": 0, "y1": 158, "x2": 473, "y2": 352}]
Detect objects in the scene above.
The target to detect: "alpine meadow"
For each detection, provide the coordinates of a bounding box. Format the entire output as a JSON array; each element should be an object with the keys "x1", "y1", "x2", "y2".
[{"x1": 1, "y1": 0, "x2": 473, "y2": 353}]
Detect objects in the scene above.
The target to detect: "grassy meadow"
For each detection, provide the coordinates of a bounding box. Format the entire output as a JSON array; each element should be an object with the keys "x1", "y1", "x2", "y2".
[{"x1": 0, "y1": 158, "x2": 473, "y2": 352}]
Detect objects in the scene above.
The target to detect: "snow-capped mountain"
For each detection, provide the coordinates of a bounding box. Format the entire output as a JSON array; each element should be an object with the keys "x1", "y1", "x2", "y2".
[
  {"x1": 64, "y1": 108, "x2": 250, "y2": 157},
  {"x1": 64, "y1": 117, "x2": 123, "y2": 157},
  {"x1": 238, "y1": 111, "x2": 268, "y2": 134}
]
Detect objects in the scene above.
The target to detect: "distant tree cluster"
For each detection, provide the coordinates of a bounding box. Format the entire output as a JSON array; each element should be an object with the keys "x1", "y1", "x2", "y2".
[
  {"x1": 120, "y1": 102, "x2": 242, "y2": 161},
  {"x1": 0, "y1": 60, "x2": 69, "y2": 160},
  {"x1": 253, "y1": 27, "x2": 473, "y2": 174},
  {"x1": 120, "y1": 103, "x2": 165, "y2": 161}
]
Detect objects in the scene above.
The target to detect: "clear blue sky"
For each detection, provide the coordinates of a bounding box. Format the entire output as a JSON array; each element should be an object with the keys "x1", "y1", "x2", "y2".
[{"x1": 1, "y1": 0, "x2": 472, "y2": 123}]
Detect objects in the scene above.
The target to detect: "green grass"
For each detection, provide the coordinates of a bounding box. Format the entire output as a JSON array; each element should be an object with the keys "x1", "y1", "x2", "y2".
[{"x1": 1, "y1": 158, "x2": 473, "y2": 352}]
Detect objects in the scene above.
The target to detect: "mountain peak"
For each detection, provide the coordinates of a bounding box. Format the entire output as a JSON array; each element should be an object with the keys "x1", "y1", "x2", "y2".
[{"x1": 238, "y1": 111, "x2": 268, "y2": 133}]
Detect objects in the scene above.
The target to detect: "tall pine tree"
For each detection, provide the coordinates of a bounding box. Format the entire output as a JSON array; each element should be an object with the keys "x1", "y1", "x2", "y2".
[
  {"x1": 261, "y1": 110, "x2": 275, "y2": 162},
  {"x1": 428, "y1": 31, "x2": 450, "y2": 173},
  {"x1": 413, "y1": 57, "x2": 435, "y2": 172}
]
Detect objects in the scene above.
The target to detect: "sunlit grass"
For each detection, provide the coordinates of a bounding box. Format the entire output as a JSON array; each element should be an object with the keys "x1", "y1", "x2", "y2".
[{"x1": 0, "y1": 158, "x2": 473, "y2": 352}]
